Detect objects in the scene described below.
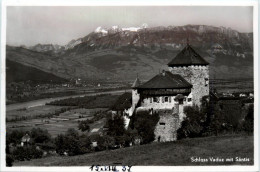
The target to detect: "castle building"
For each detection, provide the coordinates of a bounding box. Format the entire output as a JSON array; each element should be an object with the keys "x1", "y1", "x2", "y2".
[{"x1": 129, "y1": 43, "x2": 210, "y2": 142}]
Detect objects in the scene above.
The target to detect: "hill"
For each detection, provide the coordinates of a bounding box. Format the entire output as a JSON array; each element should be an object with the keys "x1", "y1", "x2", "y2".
[
  {"x1": 6, "y1": 59, "x2": 67, "y2": 83},
  {"x1": 6, "y1": 25, "x2": 253, "y2": 82},
  {"x1": 13, "y1": 135, "x2": 253, "y2": 166}
]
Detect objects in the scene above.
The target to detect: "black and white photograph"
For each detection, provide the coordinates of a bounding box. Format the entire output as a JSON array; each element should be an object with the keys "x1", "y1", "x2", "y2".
[{"x1": 1, "y1": 0, "x2": 259, "y2": 171}]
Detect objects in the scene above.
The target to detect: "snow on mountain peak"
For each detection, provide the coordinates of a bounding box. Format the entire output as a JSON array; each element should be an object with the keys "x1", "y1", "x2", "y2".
[
  {"x1": 94, "y1": 26, "x2": 108, "y2": 34},
  {"x1": 112, "y1": 26, "x2": 119, "y2": 30},
  {"x1": 141, "y1": 23, "x2": 149, "y2": 29},
  {"x1": 122, "y1": 27, "x2": 141, "y2": 32}
]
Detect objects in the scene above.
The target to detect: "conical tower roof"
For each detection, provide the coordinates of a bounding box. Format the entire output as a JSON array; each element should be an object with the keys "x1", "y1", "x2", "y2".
[
  {"x1": 168, "y1": 44, "x2": 209, "y2": 67},
  {"x1": 132, "y1": 77, "x2": 141, "y2": 88}
]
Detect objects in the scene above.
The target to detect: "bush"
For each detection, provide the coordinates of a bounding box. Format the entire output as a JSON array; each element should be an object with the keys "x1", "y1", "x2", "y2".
[{"x1": 12, "y1": 146, "x2": 43, "y2": 161}]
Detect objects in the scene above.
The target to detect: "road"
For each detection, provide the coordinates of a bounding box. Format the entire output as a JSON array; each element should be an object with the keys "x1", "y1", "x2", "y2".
[{"x1": 6, "y1": 89, "x2": 131, "y2": 111}]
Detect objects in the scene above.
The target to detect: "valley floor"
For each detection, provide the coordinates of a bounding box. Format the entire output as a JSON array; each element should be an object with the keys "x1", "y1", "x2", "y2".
[{"x1": 13, "y1": 134, "x2": 253, "y2": 166}]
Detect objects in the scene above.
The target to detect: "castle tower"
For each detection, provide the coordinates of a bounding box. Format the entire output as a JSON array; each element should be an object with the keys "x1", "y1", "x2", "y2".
[
  {"x1": 167, "y1": 44, "x2": 209, "y2": 106},
  {"x1": 131, "y1": 76, "x2": 141, "y2": 109}
]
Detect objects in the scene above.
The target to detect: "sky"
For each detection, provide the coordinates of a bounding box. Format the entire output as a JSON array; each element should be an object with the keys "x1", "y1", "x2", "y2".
[{"x1": 6, "y1": 6, "x2": 253, "y2": 46}]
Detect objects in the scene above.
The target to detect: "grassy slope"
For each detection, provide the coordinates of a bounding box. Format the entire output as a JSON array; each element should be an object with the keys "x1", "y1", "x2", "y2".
[
  {"x1": 6, "y1": 59, "x2": 67, "y2": 83},
  {"x1": 14, "y1": 135, "x2": 253, "y2": 166}
]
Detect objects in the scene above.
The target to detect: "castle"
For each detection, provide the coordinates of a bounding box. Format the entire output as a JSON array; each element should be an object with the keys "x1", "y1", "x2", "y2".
[{"x1": 112, "y1": 43, "x2": 209, "y2": 142}]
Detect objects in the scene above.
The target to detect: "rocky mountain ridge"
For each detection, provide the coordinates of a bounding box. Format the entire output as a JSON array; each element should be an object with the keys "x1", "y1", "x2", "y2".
[{"x1": 7, "y1": 24, "x2": 253, "y2": 82}]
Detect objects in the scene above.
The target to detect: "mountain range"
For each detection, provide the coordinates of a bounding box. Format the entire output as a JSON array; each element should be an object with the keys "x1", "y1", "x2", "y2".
[{"x1": 6, "y1": 24, "x2": 253, "y2": 83}]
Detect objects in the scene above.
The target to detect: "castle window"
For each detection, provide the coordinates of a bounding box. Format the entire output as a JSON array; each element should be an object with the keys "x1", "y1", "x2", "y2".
[
  {"x1": 205, "y1": 78, "x2": 209, "y2": 86},
  {"x1": 188, "y1": 98, "x2": 192, "y2": 102},
  {"x1": 153, "y1": 97, "x2": 160, "y2": 103},
  {"x1": 159, "y1": 122, "x2": 165, "y2": 125},
  {"x1": 169, "y1": 97, "x2": 171, "y2": 103},
  {"x1": 165, "y1": 97, "x2": 169, "y2": 102}
]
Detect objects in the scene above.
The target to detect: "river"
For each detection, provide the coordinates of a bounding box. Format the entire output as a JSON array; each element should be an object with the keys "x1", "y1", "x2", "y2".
[{"x1": 6, "y1": 89, "x2": 131, "y2": 111}]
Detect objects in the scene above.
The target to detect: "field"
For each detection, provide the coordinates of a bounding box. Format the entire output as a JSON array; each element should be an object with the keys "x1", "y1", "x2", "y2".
[
  {"x1": 7, "y1": 108, "x2": 107, "y2": 137},
  {"x1": 13, "y1": 135, "x2": 253, "y2": 166},
  {"x1": 210, "y1": 79, "x2": 253, "y2": 93},
  {"x1": 6, "y1": 94, "x2": 122, "y2": 137},
  {"x1": 6, "y1": 105, "x2": 69, "y2": 121}
]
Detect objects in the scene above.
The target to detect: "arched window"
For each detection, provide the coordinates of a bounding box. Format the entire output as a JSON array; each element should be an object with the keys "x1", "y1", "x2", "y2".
[{"x1": 165, "y1": 97, "x2": 168, "y2": 102}]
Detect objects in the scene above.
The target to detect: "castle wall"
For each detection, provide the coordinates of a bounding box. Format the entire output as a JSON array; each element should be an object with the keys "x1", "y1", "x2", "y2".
[
  {"x1": 169, "y1": 65, "x2": 209, "y2": 106},
  {"x1": 132, "y1": 89, "x2": 140, "y2": 108},
  {"x1": 141, "y1": 96, "x2": 176, "y2": 109},
  {"x1": 154, "y1": 111, "x2": 180, "y2": 142},
  {"x1": 140, "y1": 94, "x2": 192, "y2": 109}
]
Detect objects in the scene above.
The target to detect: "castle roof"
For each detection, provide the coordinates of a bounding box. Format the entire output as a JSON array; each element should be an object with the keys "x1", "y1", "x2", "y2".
[
  {"x1": 132, "y1": 77, "x2": 141, "y2": 88},
  {"x1": 137, "y1": 71, "x2": 192, "y2": 89},
  {"x1": 168, "y1": 44, "x2": 209, "y2": 67},
  {"x1": 111, "y1": 92, "x2": 132, "y2": 111}
]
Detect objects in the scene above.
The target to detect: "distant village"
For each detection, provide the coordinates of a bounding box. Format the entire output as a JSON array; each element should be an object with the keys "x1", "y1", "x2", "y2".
[{"x1": 6, "y1": 79, "x2": 129, "y2": 104}]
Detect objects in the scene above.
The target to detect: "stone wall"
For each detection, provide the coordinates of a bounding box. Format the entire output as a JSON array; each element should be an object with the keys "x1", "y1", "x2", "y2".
[
  {"x1": 169, "y1": 65, "x2": 209, "y2": 106},
  {"x1": 154, "y1": 110, "x2": 180, "y2": 142}
]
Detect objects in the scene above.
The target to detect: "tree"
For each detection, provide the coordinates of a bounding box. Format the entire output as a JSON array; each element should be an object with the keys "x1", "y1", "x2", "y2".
[
  {"x1": 243, "y1": 104, "x2": 254, "y2": 134},
  {"x1": 208, "y1": 105, "x2": 224, "y2": 136},
  {"x1": 106, "y1": 114, "x2": 126, "y2": 137},
  {"x1": 55, "y1": 128, "x2": 91, "y2": 156},
  {"x1": 31, "y1": 128, "x2": 51, "y2": 143},
  {"x1": 6, "y1": 130, "x2": 26, "y2": 146},
  {"x1": 177, "y1": 105, "x2": 206, "y2": 139},
  {"x1": 79, "y1": 134, "x2": 92, "y2": 152},
  {"x1": 78, "y1": 120, "x2": 90, "y2": 132},
  {"x1": 55, "y1": 134, "x2": 66, "y2": 155},
  {"x1": 6, "y1": 155, "x2": 14, "y2": 167},
  {"x1": 131, "y1": 111, "x2": 159, "y2": 144},
  {"x1": 12, "y1": 146, "x2": 43, "y2": 161}
]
